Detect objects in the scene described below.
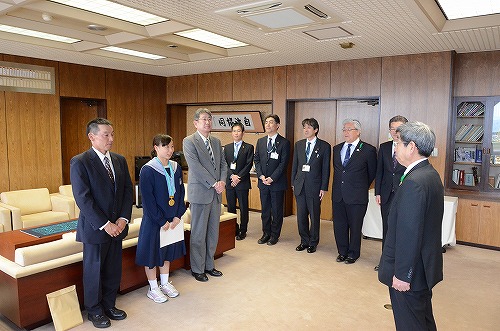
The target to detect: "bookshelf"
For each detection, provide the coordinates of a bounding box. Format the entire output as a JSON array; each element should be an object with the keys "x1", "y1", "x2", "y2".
[{"x1": 448, "y1": 97, "x2": 500, "y2": 192}]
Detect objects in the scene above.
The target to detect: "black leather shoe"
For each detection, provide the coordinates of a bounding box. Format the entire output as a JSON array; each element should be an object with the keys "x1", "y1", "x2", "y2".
[
  {"x1": 88, "y1": 314, "x2": 111, "y2": 328},
  {"x1": 104, "y1": 307, "x2": 127, "y2": 321},
  {"x1": 258, "y1": 234, "x2": 270, "y2": 244},
  {"x1": 307, "y1": 246, "x2": 317, "y2": 253},
  {"x1": 236, "y1": 232, "x2": 246, "y2": 241},
  {"x1": 296, "y1": 243, "x2": 308, "y2": 251},
  {"x1": 374, "y1": 265, "x2": 379, "y2": 271},
  {"x1": 336, "y1": 254, "x2": 347, "y2": 262},
  {"x1": 267, "y1": 237, "x2": 279, "y2": 245},
  {"x1": 191, "y1": 271, "x2": 209, "y2": 282},
  {"x1": 345, "y1": 257, "x2": 357, "y2": 264},
  {"x1": 204, "y1": 268, "x2": 223, "y2": 277}
]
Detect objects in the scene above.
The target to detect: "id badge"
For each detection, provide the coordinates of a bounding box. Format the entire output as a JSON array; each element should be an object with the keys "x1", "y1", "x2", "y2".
[
  {"x1": 302, "y1": 164, "x2": 310, "y2": 172},
  {"x1": 230, "y1": 162, "x2": 236, "y2": 170},
  {"x1": 270, "y1": 152, "x2": 279, "y2": 159}
]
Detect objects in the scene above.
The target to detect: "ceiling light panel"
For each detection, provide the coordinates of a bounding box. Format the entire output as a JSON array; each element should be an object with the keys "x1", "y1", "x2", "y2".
[
  {"x1": 174, "y1": 28, "x2": 248, "y2": 48},
  {"x1": 49, "y1": 0, "x2": 168, "y2": 25},
  {"x1": 0, "y1": 24, "x2": 80, "y2": 43},
  {"x1": 246, "y1": 8, "x2": 314, "y2": 29},
  {"x1": 435, "y1": 0, "x2": 500, "y2": 20},
  {"x1": 101, "y1": 46, "x2": 165, "y2": 60}
]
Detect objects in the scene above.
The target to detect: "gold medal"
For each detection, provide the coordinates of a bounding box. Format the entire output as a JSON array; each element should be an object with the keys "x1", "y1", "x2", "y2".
[{"x1": 169, "y1": 197, "x2": 175, "y2": 206}]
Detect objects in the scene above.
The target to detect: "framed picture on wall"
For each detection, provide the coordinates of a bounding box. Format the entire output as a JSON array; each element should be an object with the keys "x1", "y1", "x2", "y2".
[{"x1": 211, "y1": 111, "x2": 264, "y2": 133}]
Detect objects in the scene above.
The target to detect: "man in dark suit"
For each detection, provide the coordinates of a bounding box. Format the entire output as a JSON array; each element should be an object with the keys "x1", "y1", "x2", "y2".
[
  {"x1": 254, "y1": 114, "x2": 290, "y2": 246},
  {"x1": 374, "y1": 115, "x2": 408, "y2": 271},
  {"x1": 291, "y1": 118, "x2": 331, "y2": 253},
  {"x1": 332, "y1": 119, "x2": 377, "y2": 264},
  {"x1": 70, "y1": 118, "x2": 133, "y2": 328},
  {"x1": 378, "y1": 121, "x2": 444, "y2": 330},
  {"x1": 183, "y1": 108, "x2": 227, "y2": 282},
  {"x1": 224, "y1": 122, "x2": 254, "y2": 241}
]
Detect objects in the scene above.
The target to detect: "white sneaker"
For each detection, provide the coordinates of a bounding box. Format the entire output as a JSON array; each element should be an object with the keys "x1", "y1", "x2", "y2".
[
  {"x1": 160, "y1": 282, "x2": 179, "y2": 298},
  {"x1": 147, "y1": 287, "x2": 168, "y2": 303}
]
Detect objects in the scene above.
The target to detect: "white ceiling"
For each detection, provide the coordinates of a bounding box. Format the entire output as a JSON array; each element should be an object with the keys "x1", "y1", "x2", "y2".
[{"x1": 0, "y1": 0, "x2": 498, "y2": 77}]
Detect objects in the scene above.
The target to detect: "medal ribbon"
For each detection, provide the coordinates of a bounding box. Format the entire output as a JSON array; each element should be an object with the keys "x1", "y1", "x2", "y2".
[{"x1": 155, "y1": 157, "x2": 176, "y2": 203}]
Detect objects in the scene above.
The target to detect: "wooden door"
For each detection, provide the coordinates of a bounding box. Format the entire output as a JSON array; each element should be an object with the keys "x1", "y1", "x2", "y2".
[
  {"x1": 60, "y1": 99, "x2": 101, "y2": 184},
  {"x1": 455, "y1": 199, "x2": 480, "y2": 243}
]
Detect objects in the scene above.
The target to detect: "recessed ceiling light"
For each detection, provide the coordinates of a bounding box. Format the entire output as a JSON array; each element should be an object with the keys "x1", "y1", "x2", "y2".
[
  {"x1": 435, "y1": 0, "x2": 500, "y2": 19},
  {"x1": 101, "y1": 46, "x2": 165, "y2": 60},
  {"x1": 174, "y1": 28, "x2": 248, "y2": 49},
  {"x1": 87, "y1": 24, "x2": 107, "y2": 31},
  {"x1": 0, "y1": 24, "x2": 80, "y2": 43},
  {"x1": 49, "y1": 0, "x2": 168, "y2": 26}
]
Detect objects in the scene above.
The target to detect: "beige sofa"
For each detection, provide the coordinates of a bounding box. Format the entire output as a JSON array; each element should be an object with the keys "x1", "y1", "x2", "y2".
[
  {"x1": 0, "y1": 188, "x2": 74, "y2": 230},
  {"x1": 51, "y1": 184, "x2": 80, "y2": 218},
  {"x1": 0, "y1": 205, "x2": 11, "y2": 232}
]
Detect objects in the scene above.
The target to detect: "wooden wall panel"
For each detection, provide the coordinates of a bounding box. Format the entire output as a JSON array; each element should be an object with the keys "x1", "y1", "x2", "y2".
[
  {"x1": 59, "y1": 62, "x2": 106, "y2": 99},
  {"x1": 105, "y1": 70, "x2": 144, "y2": 179},
  {"x1": 166, "y1": 75, "x2": 197, "y2": 104},
  {"x1": 454, "y1": 51, "x2": 500, "y2": 97},
  {"x1": 330, "y1": 58, "x2": 382, "y2": 98},
  {"x1": 381, "y1": 52, "x2": 453, "y2": 179},
  {"x1": 197, "y1": 72, "x2": 233, "y2": 103},
  {"x1": 0, "y1": 89, "x2": 8, "y2": 193},
  {"x1": 286, "y1": 62, "x2": 330, "y2": 99},
  {"x1": 233, "y1": 67, "x2": 273, "y2": 101},
  {"x1": 3, "y1": 55, "x2": 61, "y2": 192},
  {"x1": 143, "y1": 74, "x2": 167, "y2": 156}
]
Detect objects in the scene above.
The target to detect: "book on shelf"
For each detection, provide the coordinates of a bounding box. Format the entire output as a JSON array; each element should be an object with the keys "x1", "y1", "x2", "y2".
[
  {"x1": 455, "y1": 147, "x2": 476, "y2": 162},
  {"x1": 495, "y1": 174, "x2": 500, "y2": 189},
  {"x1": 472, "y1": 166, "x2": 479, "y2": 185},
  {"x1": 475, "y1": 146, "x2": 483, "y2": 163},
  {"x1": 459, "y1": 170, "x2": 465, "y2": 185},
  {"x1": 457, "y1": 102, "x2": 485, "y2": 117},
  {"x1": 452, "y1": 169, "x2": 459, "y2": 184}
]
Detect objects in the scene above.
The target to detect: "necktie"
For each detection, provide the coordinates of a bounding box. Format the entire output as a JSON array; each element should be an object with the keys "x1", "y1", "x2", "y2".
[
  {"x1": 104, "y1": 156, "x2": 115, "y2": 184},
  {"x1": 343, "y1": 144, "x2": 352, "y2": 167},
  {"x1": 205, "y1": 138, "x2": 215, "y2": 168},
  {"x1": 305, "y1": 141, "x2": 311, "y2": 163},
  {"x1": 392, "y1": 150, "x2": 397, "y2": 170},
  {"x1": 267, "y1": 138, "x2": 273, "y2": 153},
  {"x1": 234, "y1": 142, "x2": 239, "y2": 161}
]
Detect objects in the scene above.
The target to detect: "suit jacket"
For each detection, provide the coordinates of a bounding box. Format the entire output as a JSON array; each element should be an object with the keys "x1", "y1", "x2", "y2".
[
  {"x1": 378, "y1": 159, "x2": 444, "y2": 291},
  {"x1": 332, "y1": 140, "x2": 377, "y2": 204},
  {"x1": 223, "y1": 141, "x2": 254, "y2": 191},
  {"x1": 291, "y1": 138, "x2": 331, "y2": 196},
  {"x1": 70, "y1": 149, "x2": 133, "y2": 245},
  {"x1": 374, "y1": 141, "x2": 406, "y2": 204},
  {"x1": 254, "y1": 134, "x2": 291, "y2": 191},
  {"x1": 183, "y1": 132, "x2": 228, "y2": 204}
]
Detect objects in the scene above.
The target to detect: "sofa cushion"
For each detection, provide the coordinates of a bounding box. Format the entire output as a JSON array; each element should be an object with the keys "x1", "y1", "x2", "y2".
[
  {"x1": 14, "y1": 237, "x2": 83, "y2": 267},
  {"x1": 21, "y1": 211, "x2": 70, "y2": 228},
  {"x1": 1, "y1": 188, "x2": 52, "y2": 215},
  {"x1": 58, "y1": 185, "x2": 74, "y2": 198}
]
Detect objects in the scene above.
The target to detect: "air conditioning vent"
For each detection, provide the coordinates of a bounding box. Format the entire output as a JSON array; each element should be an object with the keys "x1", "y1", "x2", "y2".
[
  {"x1": 304, "y1": 4, "x2": 329, "y2": 19},
  {"x1": 236, "y1": 2, "x2": 282, "y2": 15}
]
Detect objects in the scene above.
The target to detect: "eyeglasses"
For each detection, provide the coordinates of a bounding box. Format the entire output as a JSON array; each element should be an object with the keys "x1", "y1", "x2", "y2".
[
  {"x1": 197, "y1": 117, "x2": 212, "y2": 122},
  {"x1": 389, "y1": 128, "x2": 397, "y2": 132},
  {"x1": 342, "y1": 128, "x2": 358, "y2": 132}
]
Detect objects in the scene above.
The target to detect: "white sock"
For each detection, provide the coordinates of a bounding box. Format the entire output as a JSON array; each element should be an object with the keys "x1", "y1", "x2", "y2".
[
  {"x1": 160, "y1": 273, "x2": 169, "y2": 285},
  {"x1": 148, "y1": 279, "x2": 158, "y2": 290}
]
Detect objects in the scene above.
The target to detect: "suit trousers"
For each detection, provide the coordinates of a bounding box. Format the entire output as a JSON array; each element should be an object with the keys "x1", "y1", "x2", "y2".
[
  {"x1": 189, "y1": 197, "x2": 221, "y2": 274},
  {"x1": 259, "y1": 186, "x2": 285, "y2": 239},
  {"x1": 389, "y1": 287, "x2": 437, "y2": 331},
  {"x1": 380, "y1": 191, "x2": 395, "y2": 248},
  {"x1": 333, "y1": 200, "x2": 368, "y2": 259},
  {"x1": 295, "y1": 189, "x2": 321, "y2": 246},
  {"x1": 226, "y1": 188, "x2": 250, "y2": 235},
  {"x1": 82, "y1": 240, "x2": 122, "y2": 315}
]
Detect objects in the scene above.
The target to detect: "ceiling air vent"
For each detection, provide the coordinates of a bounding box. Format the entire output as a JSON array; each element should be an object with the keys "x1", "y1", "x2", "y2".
[
  {"x1": 304, "y1": 4, "x2": 329, "y2": 19},
  {"x1": 215, "y1": 0, "x2": 342, "y2": 32}
]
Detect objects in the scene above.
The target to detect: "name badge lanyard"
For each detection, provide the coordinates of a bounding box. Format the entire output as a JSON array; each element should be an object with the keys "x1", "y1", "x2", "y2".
[{"x1": 155, "y1": 157, "x2": 176, "y2": 206}]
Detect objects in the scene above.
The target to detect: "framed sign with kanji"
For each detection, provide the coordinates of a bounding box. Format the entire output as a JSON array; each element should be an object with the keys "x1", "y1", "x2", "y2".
[{"x1": 211, "y1": 111, "x2": 264, "y2": 133}]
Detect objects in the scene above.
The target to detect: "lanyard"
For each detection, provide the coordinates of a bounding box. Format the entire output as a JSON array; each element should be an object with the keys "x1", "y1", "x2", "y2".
[{"x1": 155, "y1": 157, "x2": 176, "y2": 199}]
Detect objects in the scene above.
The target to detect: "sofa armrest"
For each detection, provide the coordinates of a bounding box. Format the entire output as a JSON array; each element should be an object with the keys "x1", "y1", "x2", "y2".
[
  {"x1": 50, "y1": 194, "x2": 77, "y2": 219},
  {"x1": 0, "y1": 202, "x2": 21, "y2": 230},
  {"x1": 50, "y1": 195, "x2": 74, "y2": 218},
  {"x1": 0, "y1": 205, "x2": 12, "y2": 232}
]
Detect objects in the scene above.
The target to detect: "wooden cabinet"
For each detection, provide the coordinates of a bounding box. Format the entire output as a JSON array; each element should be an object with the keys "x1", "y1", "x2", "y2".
[
  {"x1": 249, "y1": 177, "x2": 261, "y2": 210},
  {"x1": 456, "y1": 198, "x2": 500, "y2": 247}
]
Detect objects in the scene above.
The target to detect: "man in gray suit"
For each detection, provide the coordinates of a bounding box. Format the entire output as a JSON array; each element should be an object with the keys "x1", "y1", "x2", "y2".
[{"x1": 183, "y1": 108, "x2": 228, "y2": 282}]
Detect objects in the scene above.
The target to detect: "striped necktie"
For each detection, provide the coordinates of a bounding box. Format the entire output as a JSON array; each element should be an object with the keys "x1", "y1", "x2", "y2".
[
  {"x1": 104, "y1": 156, "x2": 115, "y2": 184},
  {"x1": 205, "y1": 138, "x2": 215, "y2": 168},
  {"x1": 343, "y1": 144, "x2": 352, "y2": 167}
]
